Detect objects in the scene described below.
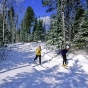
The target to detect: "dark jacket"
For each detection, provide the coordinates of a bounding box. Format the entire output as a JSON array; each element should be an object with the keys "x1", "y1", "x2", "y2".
[{"x1": 58, "y1": 49, "x2": 69, "y2": 56}]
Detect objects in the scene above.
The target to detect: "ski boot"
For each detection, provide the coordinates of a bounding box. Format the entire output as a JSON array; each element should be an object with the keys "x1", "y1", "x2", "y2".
[
  {"x1": 62, "y1": 64, "x2": 65, "y2": 67},
  {"x1": 64, "y1": 64, "x2": 68, "y2": 68}
]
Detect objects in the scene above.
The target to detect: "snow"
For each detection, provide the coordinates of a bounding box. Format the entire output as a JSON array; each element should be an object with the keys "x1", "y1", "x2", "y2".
[{"x1": 0, "y1": 42, "x2": 88, "y2": 88}]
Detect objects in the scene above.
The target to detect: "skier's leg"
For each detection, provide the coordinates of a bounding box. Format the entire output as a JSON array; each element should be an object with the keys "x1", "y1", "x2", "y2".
[
  {"x1": 62, "y1": 55, "x2": 65, "y2": 65},
  {"x1": 63, "y1": 60, "x2": 64, "y2": 65},
  {"x1": 39, "y1": 55, "x2": 41, "y2": 64},
  {"x1": 64, "y1": 55, "x2": 67, "y2": 65},
  {"x1": 64, "y1": 55, "x2": 68, "y2": 67},
  {"x1": 34, "y1": 55, "x2": 38, "y2": 61}
]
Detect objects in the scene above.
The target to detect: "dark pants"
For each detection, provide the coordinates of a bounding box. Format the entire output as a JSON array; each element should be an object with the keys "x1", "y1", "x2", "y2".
[
  {"x1": 62, "y1": 55, "x2": 67, "y2": 65},
  {"x1": 34, "y1": 55, "x2": 41, "y2": 64}
]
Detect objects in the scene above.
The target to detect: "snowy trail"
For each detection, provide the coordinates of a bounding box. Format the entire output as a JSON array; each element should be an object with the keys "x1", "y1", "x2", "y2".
[{"x1": 0, "y1": 42, "x2": 88, "y2": 88}]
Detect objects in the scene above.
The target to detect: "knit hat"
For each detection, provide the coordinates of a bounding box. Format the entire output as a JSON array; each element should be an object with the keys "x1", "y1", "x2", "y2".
[{"x1": 66, "y1": 45, "x2": 70, "y2": 49}]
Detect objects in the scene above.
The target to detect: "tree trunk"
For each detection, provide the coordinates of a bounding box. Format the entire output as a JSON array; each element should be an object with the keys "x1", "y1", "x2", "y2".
[{"x1": 61, "y1": 0, "x2": 66, "y2": 48}]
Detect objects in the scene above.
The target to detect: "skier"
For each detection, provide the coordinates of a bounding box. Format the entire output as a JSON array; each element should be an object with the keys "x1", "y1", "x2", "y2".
[
  {"x1": 34, "y1": 46, "x2": 42, "y2": 65},
  {"x1": 57, "y1": 45, "x2": 70, "y2": 67}
]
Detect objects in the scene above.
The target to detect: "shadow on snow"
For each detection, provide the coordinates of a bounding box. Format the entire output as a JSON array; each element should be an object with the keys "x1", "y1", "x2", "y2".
[{"x1": 0, "y1": 43, "x2": 88, "y2": 88}]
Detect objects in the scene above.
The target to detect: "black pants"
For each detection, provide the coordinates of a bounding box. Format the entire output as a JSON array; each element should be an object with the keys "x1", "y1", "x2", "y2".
[
  {"x1": 62, "y1": 55, "x2": 67, "y2": 65},
  {"x1": 34, "y1": 55, "x2": 41, "y2": 64}
]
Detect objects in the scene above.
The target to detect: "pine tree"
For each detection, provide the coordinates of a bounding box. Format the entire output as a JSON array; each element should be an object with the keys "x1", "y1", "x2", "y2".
[
  {"x1": 42, "y1": 0, "x2": 86, "y2": 48},
  {"x1": 46, "y1": 14, "x2": 62, "y2": 48},
  {"x1": 0, "y1": 14, "x2": 3, "y2": 45},
  {"x1": 86, "y1": 0, "x2": 88, "y2": 9},
  {"x1": 42, "y1": 0, "x2": 63, "y2": 48},
  {"x1": 21, "y1": 6, "x2": 35, "y2": 42},
  {"x1": 32, "y1": 17, "x2": 38, "y2": 34},
  {"x1": 33, "y1": 19, "x2": 45, "y2": 42},
  {"x1": 8, "y1": 5, "x2": 15, "y2": 43},
  {"x1": 74, "y1": 10, "x2": 88, "y2": 47},
  {"x1": 42, "y1": 0, "x2": 69, "y2": 47},
  {"x1": 16, "y1": 28, "x2": 21, "y2": 42}
]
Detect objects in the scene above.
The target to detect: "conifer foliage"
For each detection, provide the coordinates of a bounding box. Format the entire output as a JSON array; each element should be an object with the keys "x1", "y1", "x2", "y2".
[
  {"x1": 33, "y1": 17, "x2": 46, "y2": 42},
  {"x1": 42, "y1": 0, "x2": 88, "y2": 48},
  {"x1": 20, "y1": 6, "x2": 35, "y2": 42}
]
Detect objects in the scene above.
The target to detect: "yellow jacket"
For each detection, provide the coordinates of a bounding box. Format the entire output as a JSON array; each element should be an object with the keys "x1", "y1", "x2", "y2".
[{"x1": 36, "y1": 47, "x2": 41, "y2": 55}]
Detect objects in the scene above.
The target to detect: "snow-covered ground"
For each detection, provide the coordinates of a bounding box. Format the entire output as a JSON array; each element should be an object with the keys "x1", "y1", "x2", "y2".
[{"x1": 0, "y1": 42, "x2": 88, "y2": 88}]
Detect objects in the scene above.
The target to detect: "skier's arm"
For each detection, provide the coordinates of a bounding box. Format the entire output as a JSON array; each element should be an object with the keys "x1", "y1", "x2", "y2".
[
  {"x1": 38, "y1": 48, "x2": 42, "y2": 54},
  {"x1": 57, "y1": 50, "x2": 62, "y2": 55}
]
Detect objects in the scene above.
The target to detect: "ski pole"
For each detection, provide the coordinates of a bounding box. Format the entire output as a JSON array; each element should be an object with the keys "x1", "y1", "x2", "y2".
[{"x1": 48, "y1": 54, "x2": 58, "y2": 62}]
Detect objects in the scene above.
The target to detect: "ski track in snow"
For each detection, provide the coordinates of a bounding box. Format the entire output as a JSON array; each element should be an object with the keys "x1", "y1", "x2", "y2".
[{"x1": 0, "y1": 42, "x2": 88, "y2": 88}]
